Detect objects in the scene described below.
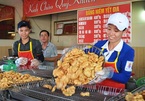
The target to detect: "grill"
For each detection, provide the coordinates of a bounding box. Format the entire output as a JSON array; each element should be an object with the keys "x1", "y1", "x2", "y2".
[
  {"x1": 108, "y1": 84, "x2": 145, "y2": 101},
  {"x1": 0, "y1": 69, "x2": 53, "y2": 101},
  {"x1": 96, "y1": 85, "x2": 124, "y2": 96},
  {"x1": 8, "y1": 79, "x2": 112, "y2": 101}
]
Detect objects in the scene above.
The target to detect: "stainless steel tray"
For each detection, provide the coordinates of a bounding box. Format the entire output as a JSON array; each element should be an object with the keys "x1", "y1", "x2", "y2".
[
  {"x1": 108, "y1": 84, "x2": 145, "y2": 101},
  {"x1": 0, "y1": 70, "x2": 51, "y2": 101},
  {"x1": 18, "y1": 69, "x2": 53, "y2": 79},
  {"x1": 0, "y1": 80, "x2": 49, "y2": 101},
  {"x1": 9, "y1": 79, "x2": 112, "y2": 101},
  {"x1": 9, "y1": 91, "x2": 41, "y2": 101}
]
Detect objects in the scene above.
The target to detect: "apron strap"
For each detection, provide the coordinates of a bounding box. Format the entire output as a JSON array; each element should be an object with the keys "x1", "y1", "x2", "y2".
[
  {"x1": 18, "y1": 43, "x2": 20, "y2": 52},
  {"x1": 30, "y1": 41, "x2": 32, "y2": 51},
  {"x1": 18, "y1": 41, "x2": 32, "y2": 52}
]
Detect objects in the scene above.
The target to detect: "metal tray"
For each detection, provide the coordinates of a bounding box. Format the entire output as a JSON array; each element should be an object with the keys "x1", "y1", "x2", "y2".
[
  {"x1": 108, "y1": 84, "x2": 145, "y2": 101},
  {"x1": 18, "y1": 69, "x2": 53, "y2": 79},
  {"x1": 0, "y1": 71, "x2": 50, "y2": 101},
  {"x1": 9, "y1": 90, "x2": 41, "y2": 101},
  {"x1": 9, "y1": 79, "x2": 112, "y2": 101},
  {"x1": 0, "y1": 80, "x2": 49, "y2": 101},
  {"x1": 0, "y1": 90, "x2": 20, "y2": 101},
  {"x1": 0, "y1": 70, "x2": 48, "y2": 92},
  {"x1": 9, "y1": 87, "x2": 112, "y2": 101}
]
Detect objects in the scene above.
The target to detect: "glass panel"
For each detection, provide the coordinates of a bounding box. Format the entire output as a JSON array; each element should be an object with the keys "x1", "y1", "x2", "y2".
[{"x1": 54, "y1": 19, "x2": 77, "y2": 36}]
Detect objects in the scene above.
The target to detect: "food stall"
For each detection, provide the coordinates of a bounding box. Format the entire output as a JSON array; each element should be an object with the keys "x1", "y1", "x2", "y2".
[
  {"x1": 0, "y1": 45, "x2": 140, "y2": 101},
  {"x1": 1, "y1": 0, "x2": 145, "y2": 101},
  {"x1": 0, "y1": 45, "x2": 121, "y2": 101}
]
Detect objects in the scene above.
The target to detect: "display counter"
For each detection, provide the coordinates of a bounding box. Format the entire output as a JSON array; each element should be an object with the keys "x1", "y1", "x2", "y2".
[{"x1": 0, "y1": 69, "x2": 115, "y2": 101}]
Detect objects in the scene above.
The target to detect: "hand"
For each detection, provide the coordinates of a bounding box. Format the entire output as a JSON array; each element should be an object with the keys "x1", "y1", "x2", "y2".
[
  {"x1": 89, "y1": 67, "x2": 114, "y2": 84},
  {"x1": 62, "y1": 48, "x2": 69, "y2": 54},
  {"x1": 15, "y1": 57, "x2": 28, "y2": 66},
  {"x1": 100, "y1": 67, "x2": 114, "y2": 78},
  {"x1": 30, "y1": 59, "x2": 40, "y2": 67}
]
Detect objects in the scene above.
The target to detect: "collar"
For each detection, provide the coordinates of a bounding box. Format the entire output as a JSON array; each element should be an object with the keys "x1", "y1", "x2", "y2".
[
  {"x1": 41, "y1": 41, "x2": 50, "y2": 47},
  {"x1": 19, "y1": 37, "x2": 31, "y2": 44},
  {"x1": 102, "y1": 39, "x2": 123, "y2": 52},
  {"x1": 47, "y1": 42, "x2": 50, "y2": 47}
]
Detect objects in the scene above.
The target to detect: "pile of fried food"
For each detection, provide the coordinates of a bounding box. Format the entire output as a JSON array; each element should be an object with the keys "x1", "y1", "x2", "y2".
[
  {"x1": 51, "y1": 48, "x2": 104, "y2": 96},
  {"x1": 125, "y1": 91, "x2": 145, "y2": 101},
  {"x1": 0, "y1": 70, "x2": 43, "y2": 90}
]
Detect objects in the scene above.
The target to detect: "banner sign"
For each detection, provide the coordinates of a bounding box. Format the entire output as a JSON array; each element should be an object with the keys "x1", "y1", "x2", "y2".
[
  {"x1": 0, "y1": 5, "x2": 14, "y2": 22},
  {"x1": 77, "y1": 3, "x2": 131, "y2": 44},
  {"x1": 23, "y1": 0, "x2": 130, "y2": 17}
]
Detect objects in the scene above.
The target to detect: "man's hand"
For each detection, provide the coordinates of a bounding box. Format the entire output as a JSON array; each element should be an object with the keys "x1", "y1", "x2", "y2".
[
  {"x1": 30, "y1": 59, "x2": 40, "y2": 67},
  {"x1": 15, "y1": 57, "x2": 28, "y2": 66}
]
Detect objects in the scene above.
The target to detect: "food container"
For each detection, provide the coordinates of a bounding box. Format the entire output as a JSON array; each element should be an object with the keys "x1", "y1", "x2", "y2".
[
  {"x1": 8, "y1": 79, "x2": 112, "y2": 101},
  {"x1": 2, "y1": 56, "x2": 18, "y2": 61},
  {"x1": 61, "y1": 44, "x2": 104, "y2": 60}
]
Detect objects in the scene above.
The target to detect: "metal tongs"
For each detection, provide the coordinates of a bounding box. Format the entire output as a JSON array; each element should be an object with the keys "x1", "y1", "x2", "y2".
[{"x1": 31, "y1": 68, "x2": 36, "y2": 74}]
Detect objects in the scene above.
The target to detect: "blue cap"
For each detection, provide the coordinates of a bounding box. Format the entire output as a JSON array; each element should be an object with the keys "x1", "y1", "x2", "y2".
[{"x1": 17, "y1": 20, "x2": 31, "y2": 29}]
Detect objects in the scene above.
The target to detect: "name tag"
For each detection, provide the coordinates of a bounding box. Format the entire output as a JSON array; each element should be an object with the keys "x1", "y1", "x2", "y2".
[{"x1": 125, "y1": 61, "x2": 133, "y2": 72}]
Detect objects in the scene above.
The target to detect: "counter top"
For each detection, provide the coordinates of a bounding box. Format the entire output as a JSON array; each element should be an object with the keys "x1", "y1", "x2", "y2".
[{"x1": 0, "y1": 60, "x2": 6, "y2": 65}]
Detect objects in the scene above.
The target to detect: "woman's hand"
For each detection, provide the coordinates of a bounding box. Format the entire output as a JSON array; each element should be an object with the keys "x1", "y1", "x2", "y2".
[{"x1": 89, "y1": 67, "x2": 114, "y2": 84}]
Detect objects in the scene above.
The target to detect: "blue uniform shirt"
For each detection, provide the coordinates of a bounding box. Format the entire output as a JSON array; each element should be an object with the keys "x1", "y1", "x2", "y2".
[
  {"x1": 42, "y1": 42, "x2": 57, "y2": 68},
  {"x1": 94, "y1": 40, "x2": 135, "y2": 84}
]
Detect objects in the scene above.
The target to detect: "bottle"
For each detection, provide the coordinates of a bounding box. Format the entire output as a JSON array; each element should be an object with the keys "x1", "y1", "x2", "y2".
[{"x1": 125, "y1": 76, "x2": 137, "y2": 92}]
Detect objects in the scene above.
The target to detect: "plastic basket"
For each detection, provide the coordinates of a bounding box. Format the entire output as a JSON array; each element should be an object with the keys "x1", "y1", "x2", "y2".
[{"x1": 136, "y1": 77, "x2": 145, "y2": 87}]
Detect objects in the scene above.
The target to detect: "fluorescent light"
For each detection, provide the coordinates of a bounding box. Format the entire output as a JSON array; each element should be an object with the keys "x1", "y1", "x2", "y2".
[
  {"x1": 8, "y1": 32, "x2": 15, "y2": 34},
  {"x1": 11, "y1": 33, "x2": 16, "y2": 36},
  {"x1": 8, "y1": 32, "x2": 16, "y2": 37},
  {"x1": 140, "y1": 10, "x2": 145, "y2": 21}
]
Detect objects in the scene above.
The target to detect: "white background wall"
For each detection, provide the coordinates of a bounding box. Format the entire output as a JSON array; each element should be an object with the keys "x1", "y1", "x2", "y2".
[
  {"x1": 131, "y1": 1, "x2": 145, "y2": 47},
  {"x1": 0, "y1": 0, "x2": 145, "y2": 47}
]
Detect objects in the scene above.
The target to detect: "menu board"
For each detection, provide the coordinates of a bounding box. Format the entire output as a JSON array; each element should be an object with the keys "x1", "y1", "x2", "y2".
[{"x1": 77, "y1": 3, "x2": 131, "y2": 44}]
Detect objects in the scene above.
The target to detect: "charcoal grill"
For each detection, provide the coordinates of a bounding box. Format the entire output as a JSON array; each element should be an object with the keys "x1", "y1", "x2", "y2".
[{"x1": 8, "y1": 79, "x2": 112, "y2": 101}]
